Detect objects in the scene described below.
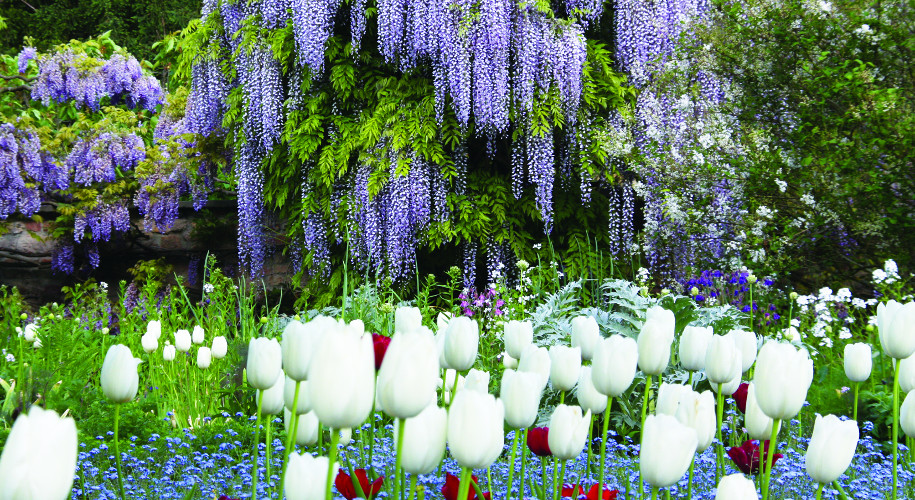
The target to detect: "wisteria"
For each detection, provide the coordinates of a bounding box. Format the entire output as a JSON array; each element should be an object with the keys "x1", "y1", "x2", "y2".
[
  {"x1": 0, "y1": 123, "x2": 50, "y2": 219},
  {"x1": 73, "y1": 198, "x2": 131, "y2": 243},
  {"x1": 527, "y1": 131, "x2": 555, "y2": 234},
  {"x1": 234, "y1": 143, "x2": 267, "y2": 276},
  {"x1": 30, "y1": 50, "x2": 163, "y2": 111},
  {"x1": 67, "y1": 132, "x2": 145, "y2": 186},
  {"x1": 17, "y1": 47, "x2": 37, "y2": 74},
  {"x1": 185, "y1": 58, "x2": 229, "y2": 137}
]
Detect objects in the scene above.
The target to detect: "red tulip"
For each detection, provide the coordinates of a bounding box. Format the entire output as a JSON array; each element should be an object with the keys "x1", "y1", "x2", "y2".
[
  {"x1": 442, "y1": 473, "x2": 491, "y2": 500},
  {"x1": 727, "y1": 439, "x2": 782, "y2": 475},
  {"x1": 372, "y1": 333, "x2": 392, "y2": 370},
  {"x1": 527, "y1": 427, "x2": 552, "y2": 457},
  {"x1": 335, "y1": 469, "x2": 384, "y2": 500},
  {"x1": 733, "y1": 382, "x2": 749, "y2": 413},
  {"x1": 560, "y1": 484, "x2": 619, "y2": 500}
]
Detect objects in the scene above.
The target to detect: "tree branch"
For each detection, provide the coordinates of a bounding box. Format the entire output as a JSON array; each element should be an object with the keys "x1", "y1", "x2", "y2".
[
  {"x1": 0, "y1": 85, "x2": 32, "y2": 94},
  {"x1": 0, "y1": 74, "x2": 36, "y2": 82}
]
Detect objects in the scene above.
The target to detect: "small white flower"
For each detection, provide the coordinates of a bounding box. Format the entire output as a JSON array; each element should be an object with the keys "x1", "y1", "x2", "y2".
[
  {"x1": 818, "y1": 0, "x2": 833, "y2": 12},
  {"x1": 775, "y1": 179, "x2": 788, "y2": 192},
  {"x1": 872, "y1": 269, "x2": 888, "y2": 283},
  {"x1": 836, "y1": 288, "x2": 852, "y2": 301},
  {"x1": 5, "y1": 353, "x2": 14, "y2": 363},
  {"x1": 99, "y1": 282, "x2": 108, "y2": 290},
  {"x1": 800, "y1": 193, "x2": 816, "y2": 206},
  {"x1": 838, "y1": 328, "x2": 852, "y2": 340},
  {"x1": 203, "y1": 283, "x2": 215, "y2": 293},
  {"x1": 533, "y1": 243, "x2": 542, "y2": 250}
]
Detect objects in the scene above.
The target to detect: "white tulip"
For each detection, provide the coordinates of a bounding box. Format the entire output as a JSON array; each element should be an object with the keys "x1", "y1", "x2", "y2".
[
  {"x1": 576, "y1": 366, "x2": 608, "y2": 414},
  {"x1": 285, "y1": 453, "x2": 337, "y2": 500},
  {"x1": 638, "y1": 317, "x2": 675, "y2": 376},
  {"x1": 284, "y1": 376, "x2": 312, "y2": 414},
  {"x1": 247, "y1": 337, "x2": 283, "y2": 391},
  {"x1": 464, "y1": 369, "x2": 491, "y2": 393},
  {"x1": 0, "y1": 406, "x2": 78, "y2": 500},
  {"x1": 899, "y1": 354, "x2": 915, "y2": 393},
  {"x1": 376, "y1": 328, "x2": 439, "y2": 419},
  {"x1": 447, "y1": 389, "x2": 504, "y2": 469},
  {"x1": 675, "y1": 389, "x2": 716, "y2": 452},
  {"x1": 443, "y1": 316, "x2": 479, "y2": 371},
  {"x1": 591, "y1": 335, "x2": 638, "y2": 397},
  {"x1": 397, "y1": 403, "x2": 448, "y2": 474},
  {"x1": 174, "y1": 329, "x2": 192, "y2": 352},
  {"x1": 282, "y1": 319, "x2": 316, "y2": 382},
  {"x1": 503, "y1": 352, "x2": 519, "y2": 369},
  {"x1": 571, "y1": 316, "x2": 600, "y2": 361},
  {"x1": 500, "y1": 369, "x2": 544, "y2": 429},
  {"x1": 307, "y1": 320, "x2": 375, "y2": 429},
  {"x1": 192, "y1": 325, "x2": 205, "y2": 345},
  {"x1": 878, "y1": 300, "x2": 915, "y2": 359},
  {"x1": 518, "y1": 344, "x2": 551, "y2": 391},
  {"x1": 727, "y1": 329, "x2": 758, "y2": 373},
  {"x1": 640, "y1": 414, "x2": 698, "y2": 488},
  {"x1": 163, "y1": 344, "x2": 176, "y2": 362},
  {"x1": 141, "y1": 333, "x2": 158, "y2": 353},
  {"x1": 211, "y1": 336, "x2": 228, "y2": 359},
  {"x1": 901, "y1": 390, "x2": 915, "y2": 437},
  {"x1": 715, "y1": 473, "x2": 758, "y2": 500},
  {"x1": 679, "y1": 325, "x2": 712, "y2": 372},
  {"x1": 547, "y1": 405, "x2": 591, "y2": 461},
  {"x1": 100, "y1": 344, "x2": 142, "y2": 404},
  {"x1": 146, "y1": 320, "x2": 162, "y2": 339},
  {"x1": 259, "y1": 373, "x2": 285, "y2": 415},
  {"x1": 394, "y1": 306, "x2": 423, "y2": 334},
  {"x1": 705, "y1": 335, "x2": 741, "y2": 386},
  {"x1": 503, "y1": 320, "x2": 534, "y2": 359},
  {"x1": 745, "y1": 382, "x2": 774, "y2": 441},
  {"x1": 196, "y1": 346, "x2": 211, "y2": 369},
  {"x1": 285, "y1": 409, "x2": 319, "y2": 446},
  {"x1": 843, "y1": 343, "x2": 872, "y2": 383},
  {"x1": 753, "y1": 341, "x2": 813, "y2": 420},
  {"x1": 549, "y1": 345, "x2": 581, "y2": 392},
  {"x1": 805, "y1": 414, "x2": 858, "y2": 484},
  {"x1": 656, "y1": 383, "x2": 691, "y2": 416}
]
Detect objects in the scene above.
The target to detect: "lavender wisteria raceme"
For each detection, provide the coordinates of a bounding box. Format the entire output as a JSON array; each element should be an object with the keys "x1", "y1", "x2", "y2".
[
  {"x1": 67, "y1": 132, "x2": 145, "y2": 186},
  {"x1": 73, "y1": 198, "x2": 130, "y2": 243},
  {"x1": 17, "y1": 47, "x2": 37, "y2": 74},
  {"x1": 0, "y1": 123, "x2": 71, "y2": 219}
]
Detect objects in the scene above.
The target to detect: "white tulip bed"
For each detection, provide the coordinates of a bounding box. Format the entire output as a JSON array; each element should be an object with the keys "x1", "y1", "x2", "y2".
[{"x1": 2, "y1": 290, "x2": 915, "y2": 500}]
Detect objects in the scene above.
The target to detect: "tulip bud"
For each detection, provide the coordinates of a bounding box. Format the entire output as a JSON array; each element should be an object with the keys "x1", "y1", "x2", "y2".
[
  {"x1": 211, "y1": 336, "x2": 228, "y2": 359},
  {"x1": 501, "y1": 369, "x2": 544, "y2": 429},
  {"x1": 174, "y1": 329, "x2": 192, "y2": 352},
  {"x1": 705, "y1": 335, "x2": 742, "y2": 385},
  {"x1": 640, "y1": 414, "x2": 698, "y2": 488},
  {"x1": 259, "y1": 373, "x2": 285, "y2": 415},
  {"x1": 197, "y1": 346, "x2": 212, "y2": 369},
  {"x1": 397, "y1": 403, "x2": 447, "y2": 474},
  {"x1": 518, "y1": 344, "x2": 551, "y2": 391},
  {"x1": 805, "y1": 414, "x2": 858, "y2": 484},
  {"x1": 23, "y1": 324, "x2": 38, "y2": 342},
  {"x1": 101, "y1": 326, "x2": 110, "y2": 335},
  {"x1": 747, "y1": 274, "x2": 757, "y2": 284},
  {"x1": 575, "y1": 366, "x2": 607, "y2": 414},
  {"x1": 656, "y1": 383, "x2": 691, "y2": 416},
  {"x1": 547, "y1": 405, "x2": 591, "y2": 461},
  {"x1": 570, "y1": 316, "x2": 600, "y2": 361},
  {"x1": 146, "y1": 320, "x2": 161, "y2": 339},
  {"x1": 192, "y1": 325, "x2": 205, "y2": 345},
  {"x1": 753, "y1": 341, "x2": 813, "y2": 420},
  {"x1": 307, "y1": 321, "x2": 375, "y2": 429},
  {"x1": 247, "y1": 337, "x2": 283, "y2": 391},
  {"x1": 901, "y1": 390, "x2": 915, "y2": 438},
  {"x1": 285, "y1": 452, "x2": 338, "y2": 500},
  {"x1": 282, "y1": 319, "x2": 317, "y2": 382},
  {"x1": 395, "y1": 306, "x2": 423, "y2": 334},
  {"x1": 592, "y1": 335, "x2": 638, "y2": 397},
  {"x1": 843, "y1": 343, "x2": 872, "y2": 383},
  {"x1": 675, "y1": 389, "x2": 716, "y2": 452},
  {"x1": 745, "y1": 382, "x2": 774, "y2": 441},
  {"x1": 101, "y1": 344, "x2": 142, "y2": 404},
  {"x1": 141, "y1": 332, "x2": 158, "y2": 353},
  {"x1": 377, "y1": 328, "x2": 439, "y2": 419},
  {"x1": 690, "y1": 287, "x2": 699, "y2": 296},
  {"x1": 549, "y1": 345, "x2": 581, "y2": 392},
  {"x1": 503, "y1": 320, "x2": 534, "y2": 359},
  {"x1": 447, "y1": 389, "x2": 504, "y2": 470},
  {"x1": 285, "y1": 376, "x2": 312, "y2": 414},
  {"x1": 899, "y1": 354, "x2": 915, "y2": 393},
  {"x1": 464, "y1": 369, "x2": 491, "y2": 393},
  {"x1": 0, "y1": 406, "x2": 78, "y2": 500},
  {"x1": 727, "y1": 329, "x2": 758, "y2": 373},
  {"x1": 503, "y1": 352, "x2": 519, "y2": 369},
  {"x1": 679, "y1": 325, "x2": 713, "y2": 372},
  {"x1": 789, "y1": 292, "x2": 798, "y2": 300},
  {"x1": 285, "y1": 408, "x2": 320, "y2": 446},
  {"x1": 638, "y1": 317, "x2": 675, "y2": 376},
  {"x1": 19, "y1": 312, "x2": 27, "y2": 320},
  {"x1": 714, "y1": 474, "x2": 758, "y2": 500},
  {"x1": 443, "y1": 317, "x2": 480, "y2": 371},
  {"x1": 163, "y1": 344, "x2": 176, "y2": 362},
  {"x1": 878, "y1": 300, "x2": 915, "y2": 359}
]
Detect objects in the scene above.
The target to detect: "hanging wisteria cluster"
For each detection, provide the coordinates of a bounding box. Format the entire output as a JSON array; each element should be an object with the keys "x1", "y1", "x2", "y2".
[
  {"x1": 0, "y1": 123, "x2": 45, "y2": 219},
  {"x1": 27, "y1": 48, "x2": 164, "y2": 112},
  {"x1": 66, "y1": 132, "x2": 146, "y2": 186},
  {"x1": 73, "y1": 198, "x2": 131, "y2": 243}
]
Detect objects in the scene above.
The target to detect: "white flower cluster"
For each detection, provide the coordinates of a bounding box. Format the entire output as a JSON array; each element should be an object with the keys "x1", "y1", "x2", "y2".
[{"x1": 872, "y1": 259, "x2": 901, "y2": 284}]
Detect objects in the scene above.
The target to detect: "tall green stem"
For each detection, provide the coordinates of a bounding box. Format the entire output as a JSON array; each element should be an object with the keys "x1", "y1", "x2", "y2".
[
  {"x1": 815, "y1": 483, "x2": 824, "y2": 500},
  {"x1": 584, "y1": 413, "x2": 594, "y2": 483},
  {"x1": 113, "y1": 403, "x2": 126, "y2": 500},
  {"x1": 279, "y1": 380, "x2": 302, "y2": 497},
  {"x1": 506, "y1": 429, "x2": 520, "y2": 500},
  {"x1": 394, "y1": 418, "x2": 406, "y2": 500},
  {"x1": 518, "y1": 431, "x2": 529, "y2": 500},
  {"x1": 541, "y1": 457, "x2": 548, "y2": 500},
  {"x1": 554, "y1": 461, "x2": 567, "y2": 500},
  {"x1": 457, "y1": 468, "x2": 472, "y2": 500},
  {"x1": 265, "y1": 418, "x2": 274, "y2": 496},
  {"x1": 853, "y1": 382, "x2": 859, "y2": 422},
  {"x1": 368, "y1": 394, "x2": 376, "y2": 473},
  {"x1": 551, "y1": 458, "x2": 559, "y2": 500},
  {"x1": 324, "y1": 429, "x2": 341, "y2": 500},
  {"x1": 686, "y1": 458, "x2": 694, "y2": 500},
  {"x1": 651, "y1": 486, "x2": 658, "y2": 500},
  {"x1": 761, "y1": 419, "x2": 781, "y2": 500},
  {"x1": 598, "y1": 396, "x2": 613, "y2": 500},
  {"x1": 892, "y1": 363, "x2": 900, "y2": 500},
  {"x1": 640, "y1": 375, "x2": 653, "y2": 500},
  {"x1": 409, "y1": 474, "x2": 418, "y2": 500},
  {"x1": 715, "y1": 384, "x2": 724, "y2": 483},
  {"x1": 252, "y1": 390, "x2": 264, "y2": 500}
]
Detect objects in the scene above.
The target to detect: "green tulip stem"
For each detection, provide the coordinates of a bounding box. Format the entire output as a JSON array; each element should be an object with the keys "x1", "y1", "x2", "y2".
[
  {"x1": 506, "y1": 429, "x2": 520, "y2": 500},
  {"x1": 551, "y1": 457, "x2": 559, "y2": 500},
  {"x1": 409, "y1": 474, "x2": 418, "y2": 500},
  {"x1": 457, "y1": 467, "x2": 472, "y2": 500},
  {"x1": 265, "y1": 418, "x2": 273, "y2": 496},
  {"x1": 554, "y1": 460, "x2": 567, "y2": 500},
  {"x1": 559, "y1": 390, "x2": 565, "y2": 405},
  {"x1": 324, "y1": 428, "x2": 341, "y2": 500},
  {"x1": 640, "y1": 374, "x2": 653, "y2": 500},
  {"x1": 318, "y1": 423, "x2": 324, "y2": 455},
  {"x1": 279, "y1": 380, "x2": 302, "y2": 497},
  {"x1": 440, "y1": 369, "x2": 448, "y2": 406},
  {"x1": 584, "y1": 412, "x2": 594, "y2": 483},
  {"x1": 665, "y1": 488, "x2": 671, "y2": 500},
  {"x1": 761, "y1": 418, "x2": 781, "y2": 500},
  {"x1": 394, "y1": 418, "x2": 406, "y2": 500},
  {"x1": 252, "y1": 390, "x2": 264, "y2": 500},
  {"x1": 687, "y1": 457, "x2": 695, "y2": 500},
  {"x1": 815, "y1": 483, "x2": 824, "y2": 500},
  {"x1": 715, "y1": 384, "x2": 725, "y2": 483},
  {"x1": 687, "y1": 371, "x2": 693, "y2": 388},
  {"x1": 449, "y1": 370, "x2": 461, "y2": 408},
  {"x1": 368, "y1": 394, "x2": 376, "y2": 473},
  {"x1": 893, "y1": 362, "x2": 900, "y2": 500},
  {"x1": 853, "y1": 382, "x2": 859, "y2": 422},
  {"x1": 541, "y1": 457, "x2": 549, "y2": 500},
  {"x1": 344, "y1": 449, "x2": 367, "y2": 499},
  {"x1": 598, "y1": 396, "x2": 613, "y2": 500},
  {"x1": 651, "y1": 486, "x2": 659, "y2": 500},
  {"x1": 749, "y1": 283, "x2": 755, "y2": 332},
  {"x1": 113, "y1": 403, "x2": 126, "y2": 500},
  {"x1": 833, "y1": 480, "x2": 849, "y2": 500},
  {"x1": 519, "y1": 430, "x2": 529, "y2": 500}
]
